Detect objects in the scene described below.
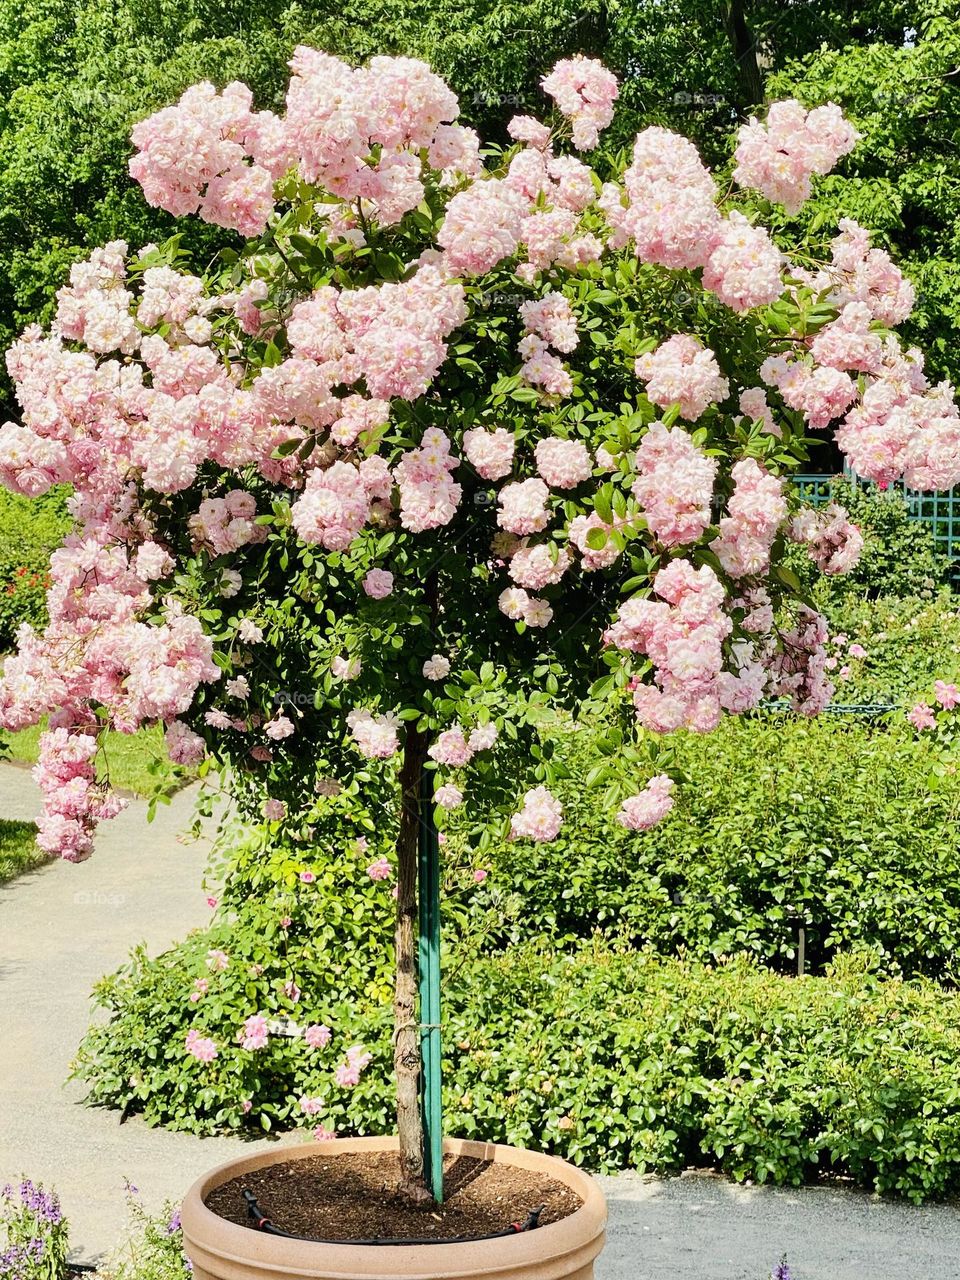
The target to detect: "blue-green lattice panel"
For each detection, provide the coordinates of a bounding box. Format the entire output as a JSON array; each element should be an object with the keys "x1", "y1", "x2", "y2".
[{"x1": 792, "y1": 473, "x2": 960, "y2": 578}]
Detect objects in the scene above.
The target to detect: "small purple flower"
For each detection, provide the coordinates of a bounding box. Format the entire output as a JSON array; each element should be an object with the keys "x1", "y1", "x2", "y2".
[
  {"x1": 772, "y1": 1258, "x2": 792, "y2": 1280},
  {"x1": 167, "y1": 1209, "x2": 182, "y2": 1235}
]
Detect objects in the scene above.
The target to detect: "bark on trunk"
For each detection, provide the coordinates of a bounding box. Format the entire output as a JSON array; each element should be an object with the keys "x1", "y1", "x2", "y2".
[
  {"x1": 725, "y1": 0, "x2": 765, "y2": 110},
  {"x1": 393, "y1": 724, "x2": 433, "y2": 1204}
]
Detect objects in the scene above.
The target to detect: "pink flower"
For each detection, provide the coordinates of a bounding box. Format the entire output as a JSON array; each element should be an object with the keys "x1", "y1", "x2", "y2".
[
  {"x1": 908, "y1": 702, "x2": 936, "y2": 731},
  {"x1": 347, "y1": 709, "x2": 400, "y2": 759},
  {"x1": 734, "y1": 99, "x2": 859, "y2": 214},
  {"x1": 632, "y1": 423, "x2": 717, "y2": 548},
  {"x1": 422, "y1": 655, "x2": 451, "y2": 680},
  {"x1": 299, "y1": 1096, "x2": 324, "y2": 1116},
  {"x1": 789, "y1": 503, "x2": 863, "y2": 576},
  {"x1": 617, "y1": 775, "x2": 675, "y2": 831},
  {"x1": 635, "y1": 335, "x2": 729, "y2": 422},
  {"x1": 332, "y1": 655, "x2": 361, "y2": 681},
  {"x1": 534, "y1": 438, "x2": 592, "y2": 489},
  {"x1": 304, "y1": 1023, "x2": 332, "y2": 1049},
  {"x1": 701, "y1": 213, "x2": 783, "y2": 312},
  {"x1": 468, "y1": 723, "x2": 498, "y2": 752},
  {"x1": 240, "y1": 1015, "x2": 269, "y2": 1051},
  {"x1": 366, "y1": 857, "x2": 392, "y2": 881},
  {"x1": 848, "y1": 643, "x2": 867, "y2": 659},
  {"x1": 935, "y1": 680, "x2": 960, "y2": 710},
  {"x1": 206, "y1": 948, "x2": 229, "y2": 971},
  {"x1": 238, "y1": 618, "x2": 263, "y2": 643},
  {"x1": 313, "y1": 1124, "x2": 336, "y2": 1141},
  {"x1": 434, "y1": 783, "x2": 464, "y2": 809},
  {"x1": 462, "y1": 427, "x2": 515, "y2": 481},
  {"x1": 507, "y1": 115, "x2": 552, "y2": 150},
  {"x1": 241, "y1": 1099, "x2": 253, "y2": 1114},
  {"x1": 498, "y1": 479, "x2": 551, "y2": 535},
  {"x1": 510, "y1": 786, "x2": 563, "y2": 841},
  {"x1": 334, "y1": 1044, "x2": 373, "y2": 1088},
  {"x1": 299, "y1": 870, "x2": 316, "y2": 884},
  {"x1": 362, "y1": 569, "x2": 394, "y2": 599},
  {"x1": 473, "y1": 868, "x2": 489, "y2": 884},
  {"x1": 264, "y1": 714, "x2": 295, "y2": 740},
  {"x1": 185, "y1": 1029, "x2": 217, "y2": 1062},
  {"x1": 206, "y1": 896, "x2": 218, "y2": 909},
  {"x1": 283, "y1": 979, "x2": 301, "y2": 1003},
  {"x1": 428, "y1": 726, "x2": 473, "y2": 766},
  {"x1": 541, "y1": 56, "x2": 618, "y2": 151},
  {"x1": 438, "y1": 179, "x2": 525, "y2": 275},
  {"x1": 263, "y1": 798, "x2": 286, "y2": 822}
]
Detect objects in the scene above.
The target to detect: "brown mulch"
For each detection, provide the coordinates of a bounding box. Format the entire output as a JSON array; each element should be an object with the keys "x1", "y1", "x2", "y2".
[{"x1": 205, "y1": 1150, "x2": 583, "y2": 1242}]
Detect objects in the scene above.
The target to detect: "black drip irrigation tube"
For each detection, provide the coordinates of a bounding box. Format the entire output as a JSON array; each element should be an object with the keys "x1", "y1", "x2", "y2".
[{"x1": 242, "y1": 1188, "x2": 545, "y2": 1246}]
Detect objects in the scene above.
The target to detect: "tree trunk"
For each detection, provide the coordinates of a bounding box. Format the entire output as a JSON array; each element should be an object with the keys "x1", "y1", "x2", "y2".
[
  {"x1": 393, "y1": 724, "x2": 433, "y2": 1204},
  {"x1": 725, "y1": 0, "x2": 765, "y2": 110}
]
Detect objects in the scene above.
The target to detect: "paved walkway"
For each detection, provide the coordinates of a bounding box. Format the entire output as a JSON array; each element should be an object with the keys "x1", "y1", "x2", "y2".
[
  {"x1": 0, "y1": 765, "x2": 287, "y2": 1259},
  {"x1": 600, "y1": 1170, "x2": 960, "y2": 1278},
  {"x1": 2, "y1": 763, "x2": 960, "y2": 1276}
]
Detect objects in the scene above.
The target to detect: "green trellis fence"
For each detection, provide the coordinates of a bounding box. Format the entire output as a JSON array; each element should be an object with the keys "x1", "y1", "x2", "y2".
[{"x1": 793, "y1": 472, "x2": 960, "y2": 578}]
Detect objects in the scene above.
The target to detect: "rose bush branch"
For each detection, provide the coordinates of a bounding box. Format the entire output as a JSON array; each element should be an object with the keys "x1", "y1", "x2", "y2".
[{"x1": 0, "y1": 50, "x2": 957, "y2": 1200}]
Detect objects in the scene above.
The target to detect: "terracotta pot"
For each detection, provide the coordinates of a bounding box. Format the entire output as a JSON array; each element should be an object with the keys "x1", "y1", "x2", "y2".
[{"x1": 181, "y1": 1135, "x2": 606, "y2": 1280}]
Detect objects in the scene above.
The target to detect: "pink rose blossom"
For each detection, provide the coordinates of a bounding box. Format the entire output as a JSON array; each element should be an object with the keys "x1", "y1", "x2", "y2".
[
  {"x1": 304, "y1": 1023, "x2": 332, "y2": 1049},
  {"x1": 185, "y1": 1029, "x2": 217, "y2": 1062},
  {"x1": 362, "y1": 569, "x2": 394, "y2": 599},
  {"x1": 908, "y1": 702, "x2": 936, "y2": 731},
  {"x1": 935, "y1": 680, "x2": 960, "y2": 710}
]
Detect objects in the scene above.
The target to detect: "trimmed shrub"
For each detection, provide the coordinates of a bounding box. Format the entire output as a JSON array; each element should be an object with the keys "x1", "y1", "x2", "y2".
[
  {"x1": 74, "y1": 942, "x2": 960, "y2": 1202},
  {"x1": 486, "y1": 716, "x2": 960, "y2": 978},
  {"x1": 819, "y1": 592, "x2": 960, "y2": 705}
]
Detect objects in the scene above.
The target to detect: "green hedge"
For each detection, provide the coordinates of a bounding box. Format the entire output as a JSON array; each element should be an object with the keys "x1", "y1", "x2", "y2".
[
  {"x1": 74, "y1": 943, "x2": 960, "y2": 1202},
  {"x1": 0, "y1": 486, "x2": 70, "y2": 647},
  {"x1": 486, "y1": 715, "x2": 960, "y2": 978},
  {"x1": 818, "y1": 592, "x2": 960, "y2": 705}
]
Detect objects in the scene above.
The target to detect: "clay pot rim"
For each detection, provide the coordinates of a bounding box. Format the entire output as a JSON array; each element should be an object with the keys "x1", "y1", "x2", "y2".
[{"x1": 182, "y1": 1135, "x2": 607, "y2": 1278}]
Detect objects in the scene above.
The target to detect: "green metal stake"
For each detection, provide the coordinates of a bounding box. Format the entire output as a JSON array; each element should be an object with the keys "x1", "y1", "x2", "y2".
[{"x1": 417, "y1": 767, "x2": 443, "y2": 1203}]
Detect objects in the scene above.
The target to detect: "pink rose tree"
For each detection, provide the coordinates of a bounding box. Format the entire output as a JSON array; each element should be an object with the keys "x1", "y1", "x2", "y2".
[{"x1": 1, "y1": 48, "x2": 957, "y2": 1202}]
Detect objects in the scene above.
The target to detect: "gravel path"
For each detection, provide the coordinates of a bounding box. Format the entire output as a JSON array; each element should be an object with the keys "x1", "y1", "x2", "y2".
[{"x1": 2, "y1": 763, "x2": 960, "y2": 1276}]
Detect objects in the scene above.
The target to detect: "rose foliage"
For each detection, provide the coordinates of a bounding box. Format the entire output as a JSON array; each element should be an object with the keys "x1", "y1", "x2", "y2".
[{"x1": 0, "y1": 54, "x2": 956, "y2": 922}]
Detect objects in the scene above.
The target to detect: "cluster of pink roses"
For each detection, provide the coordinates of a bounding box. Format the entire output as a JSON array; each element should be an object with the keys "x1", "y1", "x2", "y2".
[
  {"x1": 789, "y1": 502, "x2": 865, "y2": 575},
  {"x1": 31, "y1": 729, "x2": 125, "y2": 862},
  {"x1": 0, "y1": 46, "x2": 949, "y2": 864},
  {"x1": 600, "y1": 128, "x2": 783, "y2": 311},
  {"x1": 510, "y1": 786, "x2": 563, "y2": 841},
  {"x1": 635, "y1": 335, "x2": 729, "y2": 422},
  {"x1": 733, "y1": 99, "x2": 860, "y2": 215},
  {"x1": 130, "y1": 54, "x2": 481, "y2": 238},
  {"x1": 617, "y1": 774, "x2": 675, "y2": 832}
]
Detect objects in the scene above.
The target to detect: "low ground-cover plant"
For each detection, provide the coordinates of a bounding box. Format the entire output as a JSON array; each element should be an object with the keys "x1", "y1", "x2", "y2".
[{"x1": 74, "y1": 944, "x2": 960, "y2": 1203}]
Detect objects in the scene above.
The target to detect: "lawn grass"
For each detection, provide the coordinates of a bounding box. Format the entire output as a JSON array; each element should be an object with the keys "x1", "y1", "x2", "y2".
[
  {"x1": 4, "y1": 723, "x2": 179, "y2": 797},
  {"x1": 0, "y1": 817, "x2": 45, "y2": 883}
]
